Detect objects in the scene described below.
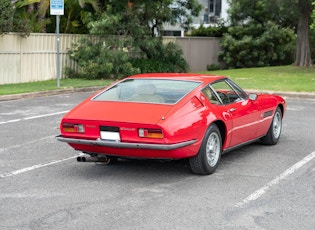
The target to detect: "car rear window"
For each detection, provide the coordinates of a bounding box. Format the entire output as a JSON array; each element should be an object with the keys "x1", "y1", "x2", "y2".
[{"x1": 93, "y1": 79, "x2": 201, "y2": 104}]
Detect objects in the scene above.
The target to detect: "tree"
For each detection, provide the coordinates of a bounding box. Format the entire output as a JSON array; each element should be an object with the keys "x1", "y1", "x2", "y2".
[
  {"x1": 0, "y1": 0, "x2": 14, "y2": 33},
  {"x1": 14, "y1": 0, "x2": 51, "y2": 33},
  {"x1": 87, "y1": 0, "x2": 202, "y2": 60},
  {"x1": 219, "y1": 21, "x2": 295, "y2": 68},
  {"x1": 227, "y1": 0, "x2": 314, "y2": 67},
  {"x1": 93, "y1": 0, "x2": 202, "y2": 37},
  {"x1": 228, "y1": 0, "x2": 298, "y2": 28},
  {"x1": 92, "y1": 0, "x2": 201, "y2": 55},
  {"x1": 218, "y1": 0, "x2": 296, "y2": 68},
  {"x1": 13, "y1": 0, "x2": 100, "y2": 33},
  {"x1": 293, "y1": 0, "x2": 314, "y2": 67},
  {"x1": 67, "y1": 0, "x2": 201, "y2": 78}
]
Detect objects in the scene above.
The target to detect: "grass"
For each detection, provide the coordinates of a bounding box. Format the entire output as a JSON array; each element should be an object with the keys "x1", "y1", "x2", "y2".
[
  {"x1": 0, "y1": 78, "x2": 112, "y2": 95},
  {"x1": 203, "y1": 65, "x2": 315, "y2": 93},
  {"x1": 0, "y1": 66, "x2": 314, "y2": 95}
]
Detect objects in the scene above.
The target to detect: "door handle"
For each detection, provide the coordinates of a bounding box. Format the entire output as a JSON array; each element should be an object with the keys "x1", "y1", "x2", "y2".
[{"x1": 229, "y1": 108, "x2": 236, "y2": 112}]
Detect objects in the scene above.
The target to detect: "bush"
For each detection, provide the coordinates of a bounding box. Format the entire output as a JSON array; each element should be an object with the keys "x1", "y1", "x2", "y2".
[
  {"x1": 131, "y1": 41, "x2": 189, "y2": 73},
  {"x1": 219, "y1": 21, "x2": 295, "y2": 68},
  {"x1": 190, "y1": 24, "x2": 228, "y2": 37},
  {"x1": 65, "y1": 7, "x2": 191, "y2": 79},
  {"x1": 0, "y1": 0, "x2": 13, "y2": 33},
  {"x1": 66, "y1": 37, "x2": 189, "y2": 79},
  {"x1": 67, "y1": 37, "x2": 140, "y2": 80},
  {"x1": 207, "y1": 64, "x2": 221, "y2": 71}
]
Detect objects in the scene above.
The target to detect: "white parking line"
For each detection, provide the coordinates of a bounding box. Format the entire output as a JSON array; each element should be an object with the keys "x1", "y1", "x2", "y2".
[
  {"x1": 0, "y1": 154, "x2": 83, "y2": 178},
  {"x1": 0, "y1": 136, "x2": 55, "y2": 154},
  {"x1": 235, "y1": 151, "x2": 315, "y2": 208},
  {"x1": 0, "y1": 111, "x2": 69, "y2": 125}
]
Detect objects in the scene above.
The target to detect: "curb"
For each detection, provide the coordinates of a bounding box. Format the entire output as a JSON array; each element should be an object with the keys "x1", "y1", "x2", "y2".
[
  {"x1": 247, "y1": 90, "x2": 315, "y2": 100},
  {"x1": 277, "y1": 92, "x2": 315, "y2": 100},
  {"x1": 1, "y1": 87, "x2": 315, "y2": 102}
]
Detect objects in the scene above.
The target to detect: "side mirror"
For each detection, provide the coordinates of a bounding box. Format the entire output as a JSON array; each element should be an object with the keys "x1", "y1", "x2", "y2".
[{"x1": 248, "y1": 93, "x2": 258, "y2": 101}]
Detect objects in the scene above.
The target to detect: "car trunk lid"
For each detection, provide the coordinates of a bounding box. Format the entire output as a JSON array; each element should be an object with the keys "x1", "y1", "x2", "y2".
[{"x1": 65, "y1": 100, "x2": 172, "y2": 124}]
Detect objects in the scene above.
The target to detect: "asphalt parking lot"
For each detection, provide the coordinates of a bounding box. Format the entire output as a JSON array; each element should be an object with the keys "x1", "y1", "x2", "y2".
[{"x1": 0, "y1": 92, "x2": 314, "y2": 229}]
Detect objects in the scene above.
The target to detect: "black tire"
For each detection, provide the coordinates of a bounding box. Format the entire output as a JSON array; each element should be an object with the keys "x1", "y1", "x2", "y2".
[
  {"x1": 261, "y1": 107, "x2": 282, "y2": 145},
  {"x1": 189, "y1": 124, "x2": 222, "y2": 175}
]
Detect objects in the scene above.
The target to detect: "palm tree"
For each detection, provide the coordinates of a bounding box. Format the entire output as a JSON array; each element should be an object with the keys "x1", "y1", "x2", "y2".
[
  {"x1": 14, "y1": 0, "x2": 100, "y2": 33},
  {"x1": 64, "y1": 0, "x2": 100, "y2": 33}
]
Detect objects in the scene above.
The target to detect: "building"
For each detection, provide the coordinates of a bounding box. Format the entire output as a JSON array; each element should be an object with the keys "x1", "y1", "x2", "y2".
[
  {"x1": 195, "y1": 0, "x2": 229, "y2": 25},
  {"x1": 162, "y1": 0, "x2": 229, "y2": 37}
]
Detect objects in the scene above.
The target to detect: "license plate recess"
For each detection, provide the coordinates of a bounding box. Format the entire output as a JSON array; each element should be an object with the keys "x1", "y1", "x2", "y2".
[{"x1": 99, "y1": 126, "x2": 120, "y2": 141}]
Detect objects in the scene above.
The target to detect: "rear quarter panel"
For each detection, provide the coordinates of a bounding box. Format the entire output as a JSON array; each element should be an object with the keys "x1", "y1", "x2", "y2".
[
  {"x1": 256, "y1": 94, "x2": 286, "y2": 136},
  {"x1": 159, "y1": 91, "x2": 221, "y2": 156}
]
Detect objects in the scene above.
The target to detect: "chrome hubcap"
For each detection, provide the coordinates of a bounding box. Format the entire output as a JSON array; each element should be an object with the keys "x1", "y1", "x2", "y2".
[
  {"x1": 206, "y1": 132, "x2": 220, "y2": 167},
  {"x1": 273, "y1": 111, "x2": 282, "y2": 139}
]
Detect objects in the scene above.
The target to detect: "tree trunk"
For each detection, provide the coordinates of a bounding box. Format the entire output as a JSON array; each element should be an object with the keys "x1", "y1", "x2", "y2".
[
  {"x1": 293, "y1": 0, "x2": 313, "y2": 67},
  {"x1": 38, "y1": 0, "x2": 48, "y2": 33},
  {"x1": 27, "y1": 4, "x2": 34, "y2": 14}
]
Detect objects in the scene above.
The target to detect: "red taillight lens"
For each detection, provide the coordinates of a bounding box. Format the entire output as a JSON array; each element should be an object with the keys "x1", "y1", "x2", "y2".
[
  {"x1": 62, "y1": 123, "x2": 85, "y2": 133},
  {"x1": 138, "y1": 128, "x2": 163, "y2": 139}
]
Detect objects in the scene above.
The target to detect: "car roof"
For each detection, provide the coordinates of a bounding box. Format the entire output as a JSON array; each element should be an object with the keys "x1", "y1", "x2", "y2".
[{"x1": 127, "y1": 73, "x2": 226, "y2": 84}]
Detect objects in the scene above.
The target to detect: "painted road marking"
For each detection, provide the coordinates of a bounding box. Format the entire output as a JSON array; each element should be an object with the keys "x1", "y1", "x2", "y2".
[
  {"x1": 235, "y1": 151, "x2": 315, "y2": 208},
  {"x1": 0, "y1": 154, "x2": 84, "y2": 178},
  {"x1": 0, "y1": 111, "x2": 69, "y2": 125},
  {"x1": 0, "y1": 136, "x2": 55, "y2": 154}
]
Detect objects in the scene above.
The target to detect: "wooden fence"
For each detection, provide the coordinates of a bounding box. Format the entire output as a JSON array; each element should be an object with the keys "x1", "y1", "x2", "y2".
[{"x1": 0, "y1": 33, "x2": 220, "y2": 84}]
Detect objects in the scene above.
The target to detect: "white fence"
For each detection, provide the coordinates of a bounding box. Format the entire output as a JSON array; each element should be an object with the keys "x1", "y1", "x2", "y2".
[{"x1": 0, "y1": 33, "x2": 220, "y2": 85}]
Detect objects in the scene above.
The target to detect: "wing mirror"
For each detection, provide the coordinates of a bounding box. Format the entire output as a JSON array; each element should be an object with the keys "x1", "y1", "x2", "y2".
[{"x1": 248, "y1": 93, "x2": 258, "y2": 101}]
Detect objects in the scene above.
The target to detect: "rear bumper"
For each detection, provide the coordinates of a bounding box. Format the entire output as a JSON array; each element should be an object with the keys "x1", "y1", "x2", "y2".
[{"x1": 56, "y1": 135, "x2": 197, "y2": 151}]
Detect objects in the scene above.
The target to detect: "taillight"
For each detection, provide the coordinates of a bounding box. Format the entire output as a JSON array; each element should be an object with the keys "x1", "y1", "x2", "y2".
[
  {"x1": 138, "y1": 128, "x2": 163, "y2": 139},
  {"x1": 62, "y1": 123, "x2": 85, "y2": 133}
]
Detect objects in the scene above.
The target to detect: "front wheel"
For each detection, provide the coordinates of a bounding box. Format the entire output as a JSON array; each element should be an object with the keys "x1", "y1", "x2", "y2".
[
  {"x1": 261, "y1": 107, "x2": 282, "y2": 145},
  {"x1": 189, "y1": 124, "x2": 222, "y2": 175}
]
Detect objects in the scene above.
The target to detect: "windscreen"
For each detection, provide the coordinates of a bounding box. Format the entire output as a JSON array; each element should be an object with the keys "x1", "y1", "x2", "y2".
[{"x1": 93, "y1": 79, "x2": 201, "y2": 104}]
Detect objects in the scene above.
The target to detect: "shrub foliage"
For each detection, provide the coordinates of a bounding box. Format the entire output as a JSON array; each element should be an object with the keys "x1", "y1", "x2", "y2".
[
  {"x1": 65, "y1": 2, "x2": 193, "y2": 79},
  {"x1": 67, "y1": 36, "x2": 140, "y2": 80},
  {"x1": 190, "y1": 24, "x2": 228, "y2": 37},
  {"x1": 219, "y1": 21, "x2": 295, "y2": 68},
  {"x1": 67, "y1": 36, "x2": 189, "y2": 80}
]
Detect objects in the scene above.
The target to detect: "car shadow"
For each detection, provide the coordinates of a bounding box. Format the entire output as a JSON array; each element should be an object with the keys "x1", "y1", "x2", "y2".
[
  {"x1": 66, "y1": 140, "x2": 278, "y2": 181},
  {"x1": 68, "y1": 157, "x2": 193, "y2": 180}
]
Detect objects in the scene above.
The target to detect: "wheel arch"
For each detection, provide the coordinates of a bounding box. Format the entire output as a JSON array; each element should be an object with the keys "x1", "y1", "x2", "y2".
[
  {"x1": 212, "y1": 120, "x2": 226, "y2": 147},
  {"x1": 277, "y1": 103, "x2": 284, "y2": 117}
]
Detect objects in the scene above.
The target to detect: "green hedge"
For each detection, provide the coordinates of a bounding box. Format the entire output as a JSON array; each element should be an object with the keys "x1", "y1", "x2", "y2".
[{"x1": 219, "y1": 21, "x2": 295, "y2": 68}]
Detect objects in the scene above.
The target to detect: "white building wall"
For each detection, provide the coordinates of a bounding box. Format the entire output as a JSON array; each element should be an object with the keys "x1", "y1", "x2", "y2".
[
  {"x1": 221, "y1": 0, "x2": 229, "y2": 22},
  {"x1": 162, "y1": 0, "x2": 230, "y2": 36},
  {"x1": 192, "y1": 0, "x2": 230, "y2": 27}
]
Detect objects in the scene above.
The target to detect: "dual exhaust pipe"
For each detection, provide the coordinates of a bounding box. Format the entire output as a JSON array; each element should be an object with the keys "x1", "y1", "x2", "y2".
[{"x1": 77, "y1": 156, "x2": 111, "y2": 164}]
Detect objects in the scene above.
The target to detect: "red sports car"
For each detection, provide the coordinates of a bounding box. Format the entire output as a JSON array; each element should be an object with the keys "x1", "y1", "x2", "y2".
[{"x1": 57, "y1": 73, "x2": 286, "y2": 175}]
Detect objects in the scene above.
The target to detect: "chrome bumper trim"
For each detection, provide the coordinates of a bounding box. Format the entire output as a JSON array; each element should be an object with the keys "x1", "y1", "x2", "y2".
[{"x1": 56, "y1": 135, "x2": 196, "y2": 150}]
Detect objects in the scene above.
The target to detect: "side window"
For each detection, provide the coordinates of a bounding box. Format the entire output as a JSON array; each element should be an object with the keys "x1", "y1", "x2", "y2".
[
  {"x1": 201, "y1": 86, "x2": 220, "y2": 104},
  {"x1": 211, "y1": 80, "x2": 242, "y2": 104},
  {"x1": 226, "y1": 79, "x2": 248, "y2": 99}
]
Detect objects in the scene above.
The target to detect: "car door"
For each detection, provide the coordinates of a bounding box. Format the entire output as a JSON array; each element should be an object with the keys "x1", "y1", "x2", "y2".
[{"x1": 210, "y1": 79, "x2": 261, "y2": 147}]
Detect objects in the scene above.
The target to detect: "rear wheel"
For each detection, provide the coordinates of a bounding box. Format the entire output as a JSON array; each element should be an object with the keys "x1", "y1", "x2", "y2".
[
  {"x1": 261, "y1": 107, "x2": 282, "y2": 145},
  {"x1": 189, "y1": 124, "x2": 222, "y2": 175}
]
